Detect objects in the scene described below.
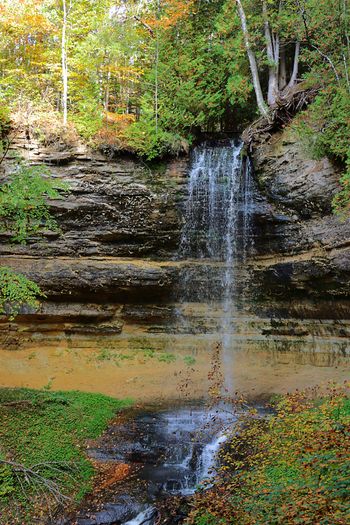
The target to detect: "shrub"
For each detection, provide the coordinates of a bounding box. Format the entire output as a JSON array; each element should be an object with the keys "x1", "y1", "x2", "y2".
[
  {"x1": 123, "y1": 118, "x2": 188, "y2": 160},
  {"x1": 0, "y1": 160, "x2": 68, "y2": 243},
  {"x1": 11, "y1": 101, "x2": 79, "y2": 147},
  {"x1": 0, "y1": 267, "x2": 44, "y2": 319},
  {"x1": 71, "y1": 97, "x2": 104, "y2": 141}
]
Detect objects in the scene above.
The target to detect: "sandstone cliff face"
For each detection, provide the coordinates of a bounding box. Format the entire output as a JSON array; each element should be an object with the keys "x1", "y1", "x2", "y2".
[
  {"x1": 248, "y1": 127, "x2": 350, "y2": 307},
  {"x1": 0, "y1": 135, "x2": 187, "y2": 344},
  {"x1": 0, "y1": 128, "x2": 349, "y2": 354},
  {"x1": 0, "y1": 134, "x2": 187, "y2": 259}
]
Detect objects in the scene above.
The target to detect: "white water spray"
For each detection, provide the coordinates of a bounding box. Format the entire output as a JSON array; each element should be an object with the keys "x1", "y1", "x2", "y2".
[{"x1": 180, "y1": 140, "x2": 253, "y2": 393}]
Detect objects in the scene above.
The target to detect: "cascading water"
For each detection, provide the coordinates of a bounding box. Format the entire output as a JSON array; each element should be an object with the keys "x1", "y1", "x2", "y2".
[
  {"x1": 89, "y1": 140, "x2": 253, "y2": 525},
  {"x1": 179, "y1": 139, "x2": 254, "y2": 392},
  {"x1": 125, "y1": 141, "x2": 253, "y2": 525},
  {"x1": 180, "y1": 140, "x2": 251, "y2": 262},
  {"x1": 118, "y1": 406, "x2": 236, "y2": 525}
]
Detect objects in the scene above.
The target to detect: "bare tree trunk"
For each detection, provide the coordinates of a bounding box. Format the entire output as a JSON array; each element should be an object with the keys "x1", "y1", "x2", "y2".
[
  {"x1": 61, "y1": 0, "x2": 68, "y2": 126},
  {"x1": 286, "y1": 41, "x2": 300, "y2": 89},
  {"x1": 279, "y1": 44, "x2": 287, "y2": 90},
  {"x1": 154, "y1": 0, "x2": 160, "y2": 134},
  {"x1": 155, "y1": 32, "x2": 159, "y2": 134},
  {"x1": 235, "y1": 0, "x2": 269, "y2": 117},
  {"x1": 263, "y1": 1, "x2": 280, "y2": 106}
]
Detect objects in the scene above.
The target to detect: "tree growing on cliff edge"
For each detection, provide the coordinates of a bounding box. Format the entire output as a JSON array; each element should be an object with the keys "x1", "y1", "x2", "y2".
[
  {"x1": 233, "y1": 0, "x2": 301, "y2": 117},
  {"x1": 233, "y1": 0, "x2": 349, "y2": 118}
]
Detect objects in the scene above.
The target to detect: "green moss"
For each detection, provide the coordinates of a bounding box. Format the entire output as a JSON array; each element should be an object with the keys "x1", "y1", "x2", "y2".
[{"x1": 0, "y1": 388, "x2": 131, "y2": 519}]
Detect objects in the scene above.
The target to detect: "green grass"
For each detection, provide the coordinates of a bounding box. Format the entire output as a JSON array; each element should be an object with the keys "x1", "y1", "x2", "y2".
[{"x1": 0, "y1": 388, "x2": 131, "y2": 521}]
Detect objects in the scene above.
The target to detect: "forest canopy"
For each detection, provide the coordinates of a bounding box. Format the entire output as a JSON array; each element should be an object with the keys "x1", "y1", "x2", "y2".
[{"x1": 0, "y1": 0, "x2": 349, "y2": 197}]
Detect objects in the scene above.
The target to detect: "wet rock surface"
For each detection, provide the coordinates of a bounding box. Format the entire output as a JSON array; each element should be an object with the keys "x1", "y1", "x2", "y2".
[
  {"x1": 249, "y1": 127, "x2": 350, "y2": 302},
  {"x1": 75, "y1": 497, "x2": 144, "y2": 525},
  {"x1": 1, "y1": 128, "x2": 350, "y2": 344},
  {"x1": 62, "y1": 404, "x2": 235, "y2": 525}
]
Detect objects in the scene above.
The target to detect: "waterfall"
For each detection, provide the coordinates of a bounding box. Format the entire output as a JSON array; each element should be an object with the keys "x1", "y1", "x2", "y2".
[
  {"x1": 180, "y1": 140, "x2": 251, "y2": 262},
  {"x1": 120, "y1": 141, "x2": 253, "y2": 525},
  {"x1": 179, "y1": 139, "x2": 254, "y2": 392}
]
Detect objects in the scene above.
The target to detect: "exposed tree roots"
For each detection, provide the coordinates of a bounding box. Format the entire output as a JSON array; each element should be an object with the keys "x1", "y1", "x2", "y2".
[{"x1": 242, "y1": 84, "x2": 319, "y2": 151}]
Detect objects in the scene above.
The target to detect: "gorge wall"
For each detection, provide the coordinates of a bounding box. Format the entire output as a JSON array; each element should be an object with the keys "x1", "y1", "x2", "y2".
[
  {"x1": 1, "y1": 127, "x2": 349, "y2": 370},
  {"x1": 248, "y1": 127, "x2": 350, "y2": 311}
]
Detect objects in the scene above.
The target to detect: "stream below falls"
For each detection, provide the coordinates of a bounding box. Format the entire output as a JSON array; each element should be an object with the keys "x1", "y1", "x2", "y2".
[
  {"x1": 63, "y1": 141, "x2": 267, "y2": 525},
  {"x1": 73, "y1": 402, "x2": 240, "y2": 525}
]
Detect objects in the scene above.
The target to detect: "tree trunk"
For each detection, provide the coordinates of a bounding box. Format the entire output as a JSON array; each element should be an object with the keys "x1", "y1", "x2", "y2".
[
  {"x1": 279, "y1": 44, "x2": 287, "y2": 90},
  {"x1": 263, "y1": 2, "x2": 280, "y2": 106},
  {"x1": 235, "y1": 0, "x2": 269, "y2": 117},
  {"x1": 61, "y1": 0, "x2": 68, "y2": 126},
  {"x1": 105, "y1": 70, "x2": 111, "y2": 112},
  {"x1": 286, "y1": 41, "x2": 300, "y2": 90}
]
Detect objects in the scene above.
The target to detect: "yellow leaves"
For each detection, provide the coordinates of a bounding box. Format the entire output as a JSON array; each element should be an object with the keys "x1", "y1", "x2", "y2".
[
  {"x1": 105, "y1": 113, "x2": 135, "y2": 125},
  {"x1": 145, "y1": 0, "x2": 195, "y2": 32},
  {"x1": 100, "y1": 64, "x2": 144, "y2": 81},
  {"x1": 0, "y1": 1, "x2": 54, "y2": 37}
]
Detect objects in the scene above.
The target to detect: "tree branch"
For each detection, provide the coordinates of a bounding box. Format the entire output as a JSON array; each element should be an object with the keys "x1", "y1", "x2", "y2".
[
  {"x1": 0, "y1": 459, "x2": 74, "y2": 505},
  {"x1": 133, "y1": 15, "x2": 154, "y2": 37},
  {"x1": 311, "y1": 44, "x2": 340, "y2": 83}
]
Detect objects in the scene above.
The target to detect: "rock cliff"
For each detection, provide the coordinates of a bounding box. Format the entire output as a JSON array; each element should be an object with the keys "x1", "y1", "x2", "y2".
[
  {"x1": 248, "y1": 127, "x2": 350, "y2": 309},
  {"x1": 1, "y1": 127, "x2": 349, "y2": 357}
]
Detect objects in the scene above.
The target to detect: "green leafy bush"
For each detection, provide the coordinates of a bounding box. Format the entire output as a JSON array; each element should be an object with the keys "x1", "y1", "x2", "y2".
[
  {"x1": 124, "y1": 118, "x2": 187, "y2": 160},
  {"x1": 0, "y1": 160, "x2": 68, "y2": 243},
  {"x1": 71, "y1": 97, "x2": 104, "y2": 141},
  {"x1": 0, "y1": 267, "x2": 44, "y2": 319}
]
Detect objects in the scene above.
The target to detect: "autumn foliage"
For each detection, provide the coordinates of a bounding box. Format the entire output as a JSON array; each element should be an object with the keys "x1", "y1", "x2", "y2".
[{"x1": 188, "y1": 383, "x2": 350, "y2": 525}]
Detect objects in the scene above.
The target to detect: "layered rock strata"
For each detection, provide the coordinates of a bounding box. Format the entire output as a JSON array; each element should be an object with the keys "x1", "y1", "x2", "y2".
[{"x1": 0, "y1": 129, "x2": 349, "y2": 361}]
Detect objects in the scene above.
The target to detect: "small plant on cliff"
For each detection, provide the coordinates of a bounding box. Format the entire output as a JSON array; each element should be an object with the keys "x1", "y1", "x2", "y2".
[
  {"x1": 0, "y1": 267, "x2": 45, "y2": 319},
  {"x1": 0, "y1": 160, "x2": 68, "y2": 243},
  {"x1": 0, "y1": 160, "x2": 66, "y2": 318}
]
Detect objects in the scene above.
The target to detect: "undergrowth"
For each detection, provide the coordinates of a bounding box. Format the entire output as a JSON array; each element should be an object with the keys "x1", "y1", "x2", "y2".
[
  {"x1": 0, "y1": 388, "x2": 131, "y2": 523},
  {"x1": 189, "y1": 383, "x2": 350, "y2": 525}
]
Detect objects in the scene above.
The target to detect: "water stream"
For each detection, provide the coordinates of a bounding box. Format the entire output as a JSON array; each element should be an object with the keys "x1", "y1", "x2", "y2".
[
  {"x1": 113, "y1": 141, "x2": 253, "y2": 525},
  {"x1": 74, "y1": 141, "x2": 253, "y2": 524},
  {"x1": 179, "y1": 139, "x2": 254, "y2": 392},
  {"x1": 87, "y1": 404, "x2": 237, "y2": 525}
]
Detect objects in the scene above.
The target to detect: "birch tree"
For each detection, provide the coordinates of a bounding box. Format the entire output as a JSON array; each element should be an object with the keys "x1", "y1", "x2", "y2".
[
  {"x1": 234, "y1": 0, "x2": 301, "y2": 116},
  {"x1": 235, "y1": 0, "x2": 269, "y2": 117}
]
